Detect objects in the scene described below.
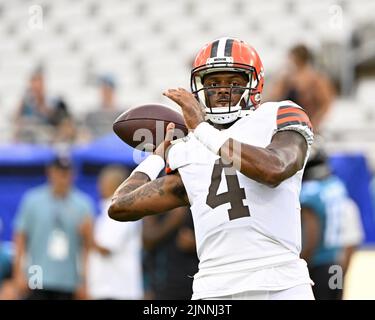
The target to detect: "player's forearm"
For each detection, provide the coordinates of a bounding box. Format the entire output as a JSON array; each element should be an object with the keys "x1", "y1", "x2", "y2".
[
  {"x1": 112, "y1": 154, "x2": 167, "y2": 201},
  {"x1": 109, "y1": 154, "x2": 188, "y2": 221},
  {"x1": 220, "y1": 139, "x2": 297, "y2": 187},
  {"x1": 194, "y1": 123, "x2": 306, "y2": 187},
  {"x1": 109, "y1": 175, "x2": 188, "y2": 222},
  {"x1": 109, "y1": 172, "x2": 152, "y2": 221},
  {"x1": 194, "y1": 123, "x2": 304, "y2": 187},
  {"x1": 112, "y1": 172, "x2": 150, "y2": 200},
  {"x1": 109, "y1": 182, "x2": 159, "y2": 221}
]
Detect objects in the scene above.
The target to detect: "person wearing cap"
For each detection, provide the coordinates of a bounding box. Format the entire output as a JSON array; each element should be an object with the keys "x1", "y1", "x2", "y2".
[
  {"x1": 12, "y1": 155, "x2": 95, "y2": 300},
  {"x1": 82, "y1": 73, "x2": 124, "y2": 140}
]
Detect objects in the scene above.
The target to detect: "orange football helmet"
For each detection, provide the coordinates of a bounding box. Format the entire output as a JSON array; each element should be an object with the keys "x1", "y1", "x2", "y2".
[{"x1": 191, "y1": 37, "x2": 264, "y2": 124}]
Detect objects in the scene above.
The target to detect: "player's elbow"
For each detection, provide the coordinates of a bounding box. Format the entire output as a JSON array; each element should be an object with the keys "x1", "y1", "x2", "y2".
[
  {"x1": 263, "y1": 158, "x2": 301, "y2": 188},
  {"x1": 260, "y1": 166, "x2": 283, "y2": 187},
  {"x1": 262, "y1": 165, "x2": 289, "y2": 188},
  {"x1": 263, "y1": 175, "x2": 282, "y2": 188},
  {"x1": 108, "y1": 202, "x2": 140, "y2": 222},
  {"x1": 107, "y1": 203, "x2": 125, "y2": 221},
  {"x1": 108, "y1": 203, "x2": 120, "y2": 221}
]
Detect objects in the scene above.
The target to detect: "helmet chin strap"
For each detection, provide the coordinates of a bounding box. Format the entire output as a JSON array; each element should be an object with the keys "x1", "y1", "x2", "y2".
[{"x1": 205, "y1": 106, "x2": 241, "y2": 124}]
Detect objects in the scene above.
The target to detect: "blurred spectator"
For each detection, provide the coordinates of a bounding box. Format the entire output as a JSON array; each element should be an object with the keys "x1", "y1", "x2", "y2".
[
  {"x1": 0, "y1": 218, "x2": 16, "y2": 299},
  {"x1": 14, "y1": 67, "x2": 53, "y2": 143},
  {"x1": 88, "y1": 165, "x2": 143, "y2": 300},
  {"x1": 12, "y1": 155, "x2": 94, "y2": 300},
  {"x1": 15, "y1": 67, "x2": 51, "y2": 126},
  {"x1": 300, "y1": 146, "x2": 363, "y2": 300},
  {"x1": 14, "y1": 67, "x2": 77, "y2": 144},
  {"x1": 83, "y1": 74, "x2": 123, "y2": 140},
  {"x1": 143, "y1": 207, "x2": 198, "y2": 300},
  {"x1": 0, "y1": 218, "x2": 12, "y2": 283},
  {"x1": 267, "y1": 44, "x2": 335, "y2": 131},
  {"x1": 50, "y1": 98, "x2": 78, "y2": 145}
]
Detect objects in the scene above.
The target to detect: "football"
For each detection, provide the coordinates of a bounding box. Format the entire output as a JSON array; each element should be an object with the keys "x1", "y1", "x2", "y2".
[{"x1": 113, "y1": 103, "x2": 188, "y2": 150}]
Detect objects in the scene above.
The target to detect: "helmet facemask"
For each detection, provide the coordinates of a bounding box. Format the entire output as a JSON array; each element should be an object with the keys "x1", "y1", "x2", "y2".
[{"x1": 191, "y1": 61, "x2": 261, "y2": 124}]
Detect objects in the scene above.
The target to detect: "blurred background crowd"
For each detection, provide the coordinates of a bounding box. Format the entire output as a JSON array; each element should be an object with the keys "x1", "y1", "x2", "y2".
[{"x1": 0, "y1": 0, "x2": 375, "y2": 300}]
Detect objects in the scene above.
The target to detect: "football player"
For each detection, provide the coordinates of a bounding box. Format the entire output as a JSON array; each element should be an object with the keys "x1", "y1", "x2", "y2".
[{"x1": 109, "y1": 37, "x2": 315, "y2": 300}]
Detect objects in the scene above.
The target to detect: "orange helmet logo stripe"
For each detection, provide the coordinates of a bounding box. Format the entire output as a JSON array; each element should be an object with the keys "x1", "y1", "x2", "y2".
[{"x1": 194, "y1": 43, "x2": 212, "y2": 68}]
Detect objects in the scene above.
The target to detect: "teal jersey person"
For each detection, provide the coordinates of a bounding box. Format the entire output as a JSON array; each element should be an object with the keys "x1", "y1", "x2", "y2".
[
  {"x1": 300, "y1": 176, "x2": 348, "y2": 266},
  {"x1": 300, "y1": 146, "x2": 350, "y2": 300}
]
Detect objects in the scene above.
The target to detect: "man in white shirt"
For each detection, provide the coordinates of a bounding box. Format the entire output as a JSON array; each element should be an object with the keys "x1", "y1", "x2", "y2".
[{"x1": 88, "y1": 166, "x2": 143, "y2": 300}]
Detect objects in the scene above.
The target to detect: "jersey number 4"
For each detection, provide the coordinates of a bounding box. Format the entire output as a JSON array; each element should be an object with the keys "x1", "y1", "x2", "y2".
[{"x1": 206, "y1": 159, "x2": 250, "y2": 220}]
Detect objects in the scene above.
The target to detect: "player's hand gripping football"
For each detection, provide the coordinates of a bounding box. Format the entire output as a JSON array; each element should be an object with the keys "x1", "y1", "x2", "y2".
[
  {"x1": 163, "y1": 88, "x2": 205, "y2": 130},
  {"x1": 154, "y1": 122, "x2": 175, "y2": 160}
]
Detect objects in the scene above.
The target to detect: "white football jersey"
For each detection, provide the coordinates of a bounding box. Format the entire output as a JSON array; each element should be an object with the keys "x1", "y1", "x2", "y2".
[{"x1": 167, "y1": 101, "x2": 314, "y2": 298}]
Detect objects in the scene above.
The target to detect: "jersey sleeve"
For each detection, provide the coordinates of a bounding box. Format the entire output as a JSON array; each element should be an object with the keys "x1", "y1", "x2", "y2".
[{"x1": 276, "y1": 104, "x2": 314, "y2": 146}]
